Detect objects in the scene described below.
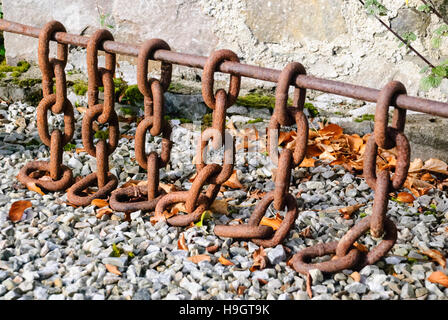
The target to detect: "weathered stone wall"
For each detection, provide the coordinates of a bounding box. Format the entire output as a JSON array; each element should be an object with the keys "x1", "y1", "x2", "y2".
[{"x1": 2, "y1": 0, "x2": 448, "y2": 101}]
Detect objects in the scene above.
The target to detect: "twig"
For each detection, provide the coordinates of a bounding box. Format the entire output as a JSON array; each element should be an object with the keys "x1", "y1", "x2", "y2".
[
  {"x1": 421, "y1": 0, "x2": 448, "y2": 26},
  {"x1": 359, "y1": 0, "x2": 436, "y2": 69}
]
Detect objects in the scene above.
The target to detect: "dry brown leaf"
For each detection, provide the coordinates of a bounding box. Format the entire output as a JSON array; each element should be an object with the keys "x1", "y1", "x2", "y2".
[
  {"x1": 299, "y1": 226, "x2": 313, "y2": 239},
  {"x1": 339, "y1": 203, "x2": 365, "y2": 219},
  {"x1": 419, "y1": 249, "x2": 446, "y2": 268},
  {"x1": 96, "y1": 207, "x2": 113, "y2": 219},
  {"x1": 223, "y1": 170, "x2": 244, "y2": 189},
  {"x1": 319, "y1": 150, "x2": 337, "y2": 162},
  {"x1": 260, "y1": 214, "x2": 283, "y2": 231},
  {"x1": 76, "y1": 106, "x2": 87, "y2": 114},
  {"x1": 75, "y1": 147, "x2": 86, "y2": 154},
  {"x1": 396, "y1": 192, "x2": 415, "y2": 204},
  {"x1": 9, "y1": 200, "x2": 32, "y2": 222},
  {"x1": 250, "y1": 246, "x2": 268, "y2": 272},
  {"x1": 408, "y1": 158, "x2": 424, "y2": 173},
  {"x1": 206, "y1": 245, "x2": 219, "y2": 253},
  {"x1": 177, "y1": 233, "x2": 188, "y2": 251},
  {"x1": 428, "y1": 271, "x2": 448, "y2": 288},
  {"x1": 237, "y1": 286, "x2": 246, "y2": 296},
  {"x1": 218, "y1": 255, "x2": 235, "y2": 266},
  {"x1": 150, "y1": 209, "x2": 178, "y2": 225},
  {"x1": 188, "y1": 254, "x2": 211, "y2": 264},
  {"x1": 248, "y1": 189, "x2": 266, "y2": 200},
  {"x1": 105, "y1": 264, "x2": 122, "y2": 276},
  {"x1": 91, "y1": 199, "x2": 109, "y2": 208},
  {"x1": 120, "y1": 134, "x2": 134, "y2": 140},
  {"x1": 299, "y1": 157, "x2": 316, "y2": 168},
  {"x1": 353, "y1": 242, "x2": 369, "y2": 253},
  {"x1": 159, "y1": 182, "x2": 177, "y2": 194},
  {"x1": 347, "y1": 134, "x2": 364, "y2": 153},
  {"x1": 318, "y1": 123, "x2": 343, "y2": 138},
  {"x1": 120, "y1": 179, "x2": 140, "y2": 188},
  {"x1": 306, "y1": 144, "x2": 323, "y2": 157},
  {"x1": 350, "y1": 271, "x2": 361, "y2": 282},
  {"x1": 422, "y1": 158, "x2": 448, "y2": 175},
  {"x1": 26, "y1": 182, "x2": 45, "y2": 195},
  {"x1": 210, "y1": 199, "x2": 229, "y2": 215},
  {"x1": 306, "y1": 272, "x2": 313, "y2": 299}
]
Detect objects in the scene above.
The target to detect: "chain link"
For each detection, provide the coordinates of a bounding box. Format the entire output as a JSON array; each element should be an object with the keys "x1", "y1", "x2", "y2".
[
  {"x1": 18, "y1": 20, "x2": 74, "y2": 192},
  {"x1": 67, "y1": 29, "x2": 119, "y2": 206}
]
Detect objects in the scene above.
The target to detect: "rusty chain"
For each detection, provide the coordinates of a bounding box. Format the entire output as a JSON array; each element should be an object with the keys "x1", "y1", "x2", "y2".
[
  {"x1": 67, "y1": 29, "x2": 119, "y2": 206},
  {"x1": 154, "y1": 49, "x2": 241, "y2": 226},
  {"x1": 10, "y1": 20, "x2": 430, "y2": 278},
  {"x1": 109, "y1": 39, "x2": 173, "y2": 213},
  {"x1": 18, "y1": 20, "x2": 74, "y2": 192},
  {"x1": 291, "y1": 80, "x2": 411, "y2": 275}
]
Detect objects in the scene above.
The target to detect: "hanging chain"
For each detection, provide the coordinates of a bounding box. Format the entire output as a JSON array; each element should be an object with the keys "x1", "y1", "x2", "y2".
[
  {"x1": 67, "y1": 29, "x2": 119, "y2": 206},
  {"x1": 154, "y1": 49, "x2": 241, "y2": 226},
  {"x1": 11, "y1": 20, "x2": 430, "y2": 277},
  {"x1": 291, "y1": 80, "x2": 411, "y2": 275},
  {"x1": 17, "y1": 20, "x2": 74, "y2": 192},
  {"x1": 110, "y1": 39, "x2": 173, "y2": 213}
]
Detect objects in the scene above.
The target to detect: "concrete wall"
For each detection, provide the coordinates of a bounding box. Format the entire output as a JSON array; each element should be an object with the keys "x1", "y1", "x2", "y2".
[{"x1": 2, "y1": 0, "x2": 448, "y2": 101}]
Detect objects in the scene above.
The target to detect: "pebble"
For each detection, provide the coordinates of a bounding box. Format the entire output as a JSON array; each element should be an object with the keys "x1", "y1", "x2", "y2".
[{"x1": 0, "y1": 100, "x2": 446, "y2": 300}]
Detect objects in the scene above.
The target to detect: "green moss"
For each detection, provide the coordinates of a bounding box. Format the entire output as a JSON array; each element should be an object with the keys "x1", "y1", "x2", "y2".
[
  {"x1": 113, "y1": 77, "x2": 128, "y2": 97},
  {"x1": 25, "y1": 90, "x2": 43, "y2": 106},
  {"x1": 354, "y1": 114, "x2": 375, "y2": 122},
  {"x1": 247, "y1": 118, "x2": 264, "y2": 124},
  {"x1": 72, "y1": 80, "x2": 88, "y2": 96},
  {"x1": 12, "y1": 78, "x2": 41, "y2": 87},
  {"x1": 10, "y1": 71, "x2": 20, "y2": 78},
  {"x1": 304, "y1": 102, "x2": 319, "y2": 118},
  {"x1": 121, "y1": 85, "x2": 143, "y2": 106},
  {"x1": 63, "y1": 143, "x2": 76, "y2": 152},
  {"x1": 94, "y1": 129, "x2": 109, "y2": 141},
  {"x1": 236, "y1": 93, "x2": 276, "y2": 110},
  {"x1": 359, "y1": 212, "x2": 367, "y2": 218},
  {"x1": 202, "y1": 113, "x2": 213, "y2": 129},
  {"x1": 0, "y1": 60, "x2": 30, "y2": 74},
  {"x1": 0, "y1": 72, "x2": 6, "y2": 79}
]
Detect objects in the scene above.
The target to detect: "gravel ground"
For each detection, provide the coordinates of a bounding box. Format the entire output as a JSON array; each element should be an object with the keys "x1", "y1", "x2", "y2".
[{"x1": 0, "y1": 99, "x2": 448, "y2": 300}]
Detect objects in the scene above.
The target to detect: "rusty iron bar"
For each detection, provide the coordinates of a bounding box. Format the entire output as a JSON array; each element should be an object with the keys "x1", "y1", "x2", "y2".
[{"x1": 1, "y1": 19, "x2": 448, "y2": 118}]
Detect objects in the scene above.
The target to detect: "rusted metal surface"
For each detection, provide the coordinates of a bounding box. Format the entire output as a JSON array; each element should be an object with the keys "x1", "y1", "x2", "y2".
[
  {"x1": 17, "y1": 20, "x2": 74, "y2": 192},
  {"x1": 110, "y1": 39, "x2": 173, "y2": 213},
  {"x1": 67, "y1": 29, "x2": 119, "y2": 206},
  {"x1": 1, "y1": 19, "x2": 448, "y2": 117},
  {"x1": 6, "y1": 19, "x2": 448, "y2": 276}
]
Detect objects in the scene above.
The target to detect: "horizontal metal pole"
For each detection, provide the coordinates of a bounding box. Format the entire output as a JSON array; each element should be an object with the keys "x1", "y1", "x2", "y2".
[{"x1": 1, "y1": 18, "x2": 448, "y2": 118}]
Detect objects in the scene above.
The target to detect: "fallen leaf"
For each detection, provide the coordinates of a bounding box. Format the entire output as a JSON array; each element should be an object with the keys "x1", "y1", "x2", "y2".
[
  {"x1": 306, "y1": 272, "x2": 313, "y2": 299},
  {"x1": 120, "y1": 179, "x2": 140, "y2": 188},
  {"x1": 422, "y1": 158, "x2": 448, "y2": 175},
  {"x1": 105, "y1": 264, "x2": 122, "y2": 276},
  {"x1": 218, "y1": 255, "x2": 235, "y2": 266},
  {"x1": 250, "y1": 246, "x2": 268, "y2": 272},
  {"x1": 159, "y1": 182, "x2": 177, "y2": 193},
  {"x1": 350, "y1": 271, "x2": 361, "y2": 282},
  {"x1": 223, "y1": 170, "x2": 244, "y2": 189},
  {"x1": 299, "y1": 226, "x2": 313, "y2": 239},
  {"x1": 353, "y1": 242, "x2": 369, "y2": 253},
  {"x1": 26, "y1": 182, "x2": 45, "y2": 195},
  {"x1": 91, "y1": 199, "x2": 109, "y2": 208},
  {"x1": 75, "y1": 147, "x2": 86, "y2": 154},
  {"x1": 206, "y1": 245, "x2": 219, "y2": 253},
  {"x1": 177, "y1": 233, "x2": 188, "y2": 251},
  {"x1": 299, "y1": 157, "x2": 316, "y2": 168},
  {"x1": 76, "y1": 106, "x2": 87, "y2": 114},
  {"x1": 396, "y1": 192, "x2": 415, "y2": 204},
  {"x1": 419, "y1": 249, "x2": 446, "y2": 268},
  {"x1": 96, "y1": 207, "x2": 113, "y2": 219},
  {"x1": 210, "y1": 199, "x2": 229, "y2": 215},
  {"x1": 319, "y1": 123, "x2": 343, "y2": 138},
  {"x1": 237, "y1": 286, "x2": 246, "y2": 296},
  {"x1": 428, "y1": 271, "x2": 448, "y2": 288},
  {"x1": 260, "y1": 213, "x2": 283, "y2": 231},
  {"x1": 9, "y1": 200, "x2": 32, "y2": 222},
  {"x1": 120, "y1": 134, "x2": 134, "y2": 140},
  {"x1": 339, "y1": 203, "x2": 365, "y2": 219},
  {"x1": 188, "y1": 254, "x2": 211, "y2": 264},
  {"x1": 347, "y1": 134, "x2": 364, "y2": 152}
]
